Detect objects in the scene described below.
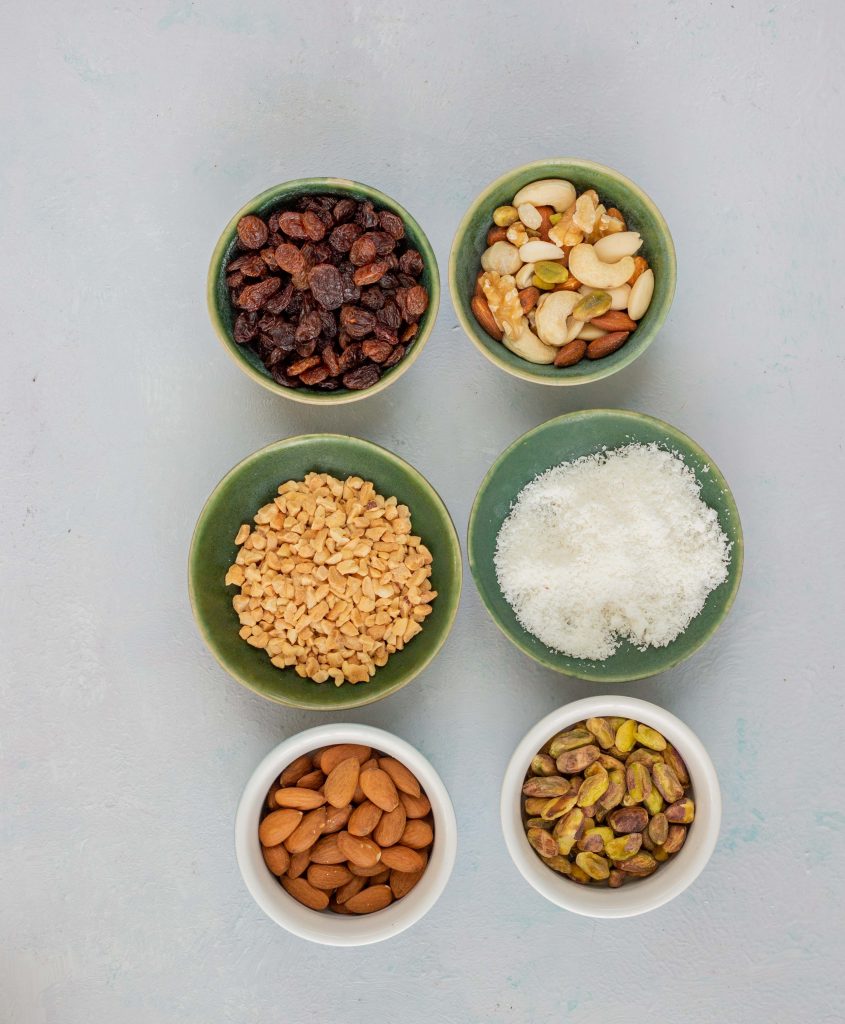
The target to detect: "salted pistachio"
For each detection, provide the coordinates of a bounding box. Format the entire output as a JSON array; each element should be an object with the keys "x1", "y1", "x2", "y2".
[
  {"x1": 523, "y1": 797, "x2": 548, "y2": 815},
  {"x1": 584, "y1": 762, "x2": 604, "y2": 778},
  {"x1": 626, "y1": 748, "x2": 663, "y2": 770},
  {"x1": 626, "y1": 762, "x2": 653, "y2": 803},
  {"x1": 577, "y1": 765, "x2": 609, "y2": 807},
  {"x1": 615, "y1": 719, "x2": 637, "y2": 753},
  {"x1": 553, "y1": 807, "x2": 584, "y2": 854},
  {"x1": 541, "y1": 793, "x2": 579, "y2": 820},
  {"x1": 598, "y1": 752, "x2": 625, "y2": 772},
  {"x1": 556, "y1": 744, "x2": 600, "y2": 774},
  {"x1": 578, "y1": 826, "x2": 613, "y2": 853},
  {"x1": 619, "y1": 851, "x2": 658, "y2": 876},
  {"x1": 653, "y1": 846, "x2": 670, "y2": 862},
  {"x1": 525, "y1": 816, "x2": 553, "y2": 830},
  {"x1": 607, "y1": 806, "x2": 649, "y2": 834},
  {"x1": 641, "y1": 830, "x2": 657, "y2": 853},
  {"x1": 652, "y1": 763, "x2": 684, "y2": 803},
  {"x1": 569, "y1": 862, "x2": 591, "y2": 884},
  {"x1": 533, "y1": 260, "x2": 569, "y2": 286},
  {"x1": 527, "y1": 827, "x2": 557, "y2": 858},
  {"x1": 585, "y1": 717, "x2": 615, "y2": 750},
  {"x1": 643, "y1": 787, "x2": 665, "y2": 816},
  {"x1": 600, "y1": 769, "x2": 626, "y2": 812},
  {"x1": 634, "y1": 724, "x2": 667, "y2": 751},
  {"x1": 493, "y1": 205, "x2": 519, "y2": 227},
  {"x1": 665, "y1": 798, "x2": 695, "y2": 824},
  {"x1": 608, "y1": 868, "x2": 626, "y2": 888},
  {"x1": 662, "y1": 825, "x2": 687, "y2": 854},
  {"x1": 530, "y1": 753, "x2": 557, "y2": 777},
  {"x1": 663, "y1": 744, "x2": 690, "y2": 786},
  {"x1": 605, "y1": 833, "x2": 642, "y2": 861},
  {"x1": 572, "y1": 290, "x2": 612, "y2": 322},
  {"x1": 532, "y1": 275, "x2": 556, "y2": 291},
  {"x1": 549, "y1": 212, "x2": 563, "y2": 225},
  {"x1": 523, "y1": 775, "x2": 571, "y2": 798},
  {"x1": 575, "y1": 851, "x2": 610, "y2": 880},
  {"x1": 647, "y1": 812, "x2": 669, "y2": 846},
  {"x1": 544, "y1": 854, "x2": 573, "y2": 875}
]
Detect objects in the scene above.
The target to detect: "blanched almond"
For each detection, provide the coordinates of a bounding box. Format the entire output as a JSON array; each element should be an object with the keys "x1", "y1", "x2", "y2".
[
  {"x1": 324, "y1": 757, "x2": 360, "y2": 808},
  {"x1": 378, "y1": 757, "x2": 422, "y2": 798},
  {"x1": 319, "y1": 744, "x2": 372, "y2": 775},
  {"x1": 344, "y1": 884, "x2": 393, "y2": 914},
  {"x1": 281, "y1": 876, "x2": 329, "y2": 911},
  {"x1": 274, "y1": 787, "x2": 326, "y2": 810},
  {"x1": 360, "y1": 768, "x2": 400, "y2": 812},
  {"x1": 336, "y1": 830, "x2": 381, "y2": 868},
  {"x1": 258, "y1": 808, "x2": 302, "y2": 847}
]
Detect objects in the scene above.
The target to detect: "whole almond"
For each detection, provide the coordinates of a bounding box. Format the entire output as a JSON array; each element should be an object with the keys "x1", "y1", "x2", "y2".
[
  {"x1": 371, "y1": 868, "x2": 391, "y2": 885},
  {"x1": 275, "y1": 787, "x2": 326, "y2": 811},
  {"x1": 306, "y1": 863, "x2": 354, "y2": 890},
  {"x1": 336, "y1": 830, "x2": 382, "y2": 868},
  {"x1": 400, "y1": 791, "x2": 431, "y2": 819},
  {"x1": 261, "y1": 844, "x2": 290, "y2": 876},
  {"x1": 378, "y1": 757, "x2": 422, "y2": 798},
  {"x1": 259, "y1": 808, "x2": 302, "y2": 847},
  {"x1": 554, "y1": 338, "x2": 587, "y2": 367},
  {"x1": 284, "y1": 806, "x2": 327, "y2": 854},
  {"x1": 486, "y1": 225, "x2": 508, "y2": 245},
  {"x1": 360, "y1": 768, "x2": 400, "y2": 812},
  {"x1": 319, "y1": 744, "x2": 372, "y2": 775},
  {"x1": 323, "y1": 803, "x2": 352, "y2": 835},
  {"x1": 281, "y1": 875, "x2": 329, "y2": 911},
  {"x1": 287, "y1": 849, "x2": 312, "y2": 879},
  {"x1": 294, "y1": 769, "x2": 326, "y2": 791},
  {"x1": 519, "y1": 286, "x2": 540, "y2": 313},
  {"x1": 344, "y1": 884, "x2": 393, "y2": 914},
  {"x1": 348, "y1": 861, "x2": 388, "y2": 877},
  {"x1": 324, "y1": 757, "x2": 360, "y2": 809},
  {"x1": 401, "y1": 819, "x2": 434, "y2": 849},
  {"x1": 309, "y1": 834, "x2": 346, "y2": 865},
  {"x1": 352, "y1": 758, "x2": 380, "y2": 803},
  {"x1": 329, "y1": 900, "x2": 353, "y2": 914},
  {"x1": 334, "y1": 875, "x2": 367, "y2": 905},
  {"x1": 589, "y1": 310, "x2": 637, "y2": 332},
  {"x1": 373, "y1": 804, "x2": 407, "y2": 848},
  {"x1": 379, "y1": 845, "x2": 425, "y2": 873},
  {"x1": 348, "y1": 800, "x2": 383, "y2": 837},
  {"x1": 389, "y1": 867, "x2": 425, "y2": 900},
  {"x1": 310, "y1": 747, "x2": 327, "y2": 769},
  {"x1": 471, "y1": 294, "x2": 503, "y2": 341},
  {"x1": 266, "y1": 788, "x2": 281, "y2": 810},
  {"x1": 280, "y1": 753, "x2": 313, "y2": 787}
]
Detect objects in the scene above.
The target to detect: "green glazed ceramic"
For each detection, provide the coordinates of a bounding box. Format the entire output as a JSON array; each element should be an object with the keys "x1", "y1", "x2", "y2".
[
  {"x1": 449, "y1": 159, "x2": 676, "y2": 386},
  {"x1": 468, "y1": 410, "x2": 743, "y2": 682},
  {"x1": 208, "y1": 179, "x2": 440, "y2": 405},
  {"x1": 189, "y1": 435, "x2": 462, "y2": 709}
]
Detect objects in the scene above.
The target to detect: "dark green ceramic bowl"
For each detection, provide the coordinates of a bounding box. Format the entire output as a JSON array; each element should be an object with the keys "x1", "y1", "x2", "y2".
[
  {"x1": 449, "y1": 159, "x2": 676, "y2": 385},
  {"x1": 208, "y1": 179, "x2": 440, "y2": 405},
  {"x1": 468, "y1": 410, "x2": 743, "y2": 682},
  {"x1": 189, "y1": 435, "x2": 462, "y2": 709}
]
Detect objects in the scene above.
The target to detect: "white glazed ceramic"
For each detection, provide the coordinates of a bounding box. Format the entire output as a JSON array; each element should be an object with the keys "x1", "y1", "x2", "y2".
[
  {"x1": 501, "y1": 696, "x2": 721, "y2": 917},
  {"x1": 236, "y1": 723, "x2": 457, "y2": 945}
]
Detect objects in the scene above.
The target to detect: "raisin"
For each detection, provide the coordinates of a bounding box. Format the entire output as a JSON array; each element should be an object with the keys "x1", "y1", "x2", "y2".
[
  {"x1": 368, "y1": 231, "x2": 396, "y2": 256},
  {"x1": 332, "y1": 198, "x2": 357, "y2": 223},
  {"x1": 322, "y1": 346, "x2": 341, "y2": 376},
  {"x1": 301, "y1": 210, "x2": 327, "y2": 241},
  {"x1": 400, "y1": 322, "x2": 419, "y2": 344},
  {"x1": 360, "y1": 287, "x2": 385, "y2": 311},
  {"x1": 237, "y1": 278, "x2": 281, "y2": 311},
  {"x1": 237, "y1": 215, "x2": 268, "y2": 250},
  {"x1": 337, "y1": 330, "x2": 352, "y2": 351},
  {"x1": 264, "y1": 346, "x2": 286, "y2": 369},
  {"x1": 349, "y1": 235, "x2": 377, "y2": 266},
  {"x1": 380, "y1": 274, "x2": 398, "y2": 289},
  {"x1": 295, "y1": 339, "x2": 317, "y2": 358},
  {"x1": 308, "y1": 264, "x2": 344, "y2": 310},
  {"x1": 356, "y1": 201, "x2": 379, "y2": 229},
  {"x1": 352, "y1": 261, "x2": 388, "y2": 287},
  {"x1": 342, "y1": 364, "x2": 380, "y2": 390},
  {"x1": 340, "y1": 272, "x2": 360, "y2": 303},
  {"x1": 288, "y1": 355, "x2": 321, "y2": 376},
  {"x1": 268, "y1": 212, "x2": 280, "y2": 233},
  {"x1": 299, "y1": 365, "x2": 330, "y2": 386},
  {"x1": 278, "y1": 212, "x2": 309, "y2": 239},
  {"x1": 329, "y1": 222, "x2": 362, "y2": 253},
  {"x1": 263, "y1": 283, "x2": 294, "y2": 314},
  {"x1": 382, "y1": 344, "x2": 406, "y2": 367},
  {"x1": 338, "y1": 343, "x2": 364, "y2": 372},
  {"x1": 296, "y1": 310, "x2": 323, "y2": 342},
  {"x1": 233, "y1": 313, "x2": 259, "y2": 344},
  {"x1": 271, "y1": 367, "x2": 299, "y2": 388},
  {"x1": 340, "y1": 306, "x2": 376, "y2": 339},
  {"x1": 362, "y1": 339, "x2": 393, "y2": 363},
  {"x1": 260, "y1": 248, "x2": 278, "y2": 270},
  {"x1": 404, "y1": 285, "x2": 429, "y2": 320},
  {"x1": 373, "y1": 323, "x2": 398, "y2": 346},
  {"x1": 238, "y1": 254, "x2": 267, "y2": 277},
  {"x1": 378, "y1": 210, "x2": 405, "y2": 240},
  {"x1": 275, "y1": 243, "x2": 305, "y2": 274},
  {"x1": 226, "y1": 272, "x2": 244, "y2": 289},
  {"x1": 377, "y1": 302, "x2": 401, "y2": 329}
]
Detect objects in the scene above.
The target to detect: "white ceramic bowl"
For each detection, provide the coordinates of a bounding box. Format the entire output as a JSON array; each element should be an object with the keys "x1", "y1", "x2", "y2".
[
  {"x1": 236, "y1": 723, "x2": 457, "y2": 945},
  {"x1": 501, "y1": 695, "x2": 721, "y2": 917}
]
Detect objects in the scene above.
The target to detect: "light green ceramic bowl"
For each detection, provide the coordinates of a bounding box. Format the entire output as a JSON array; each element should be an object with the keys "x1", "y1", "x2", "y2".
[
  {"x1": 208, "y1": 178, "x2": 440, "y2": 405},
  {"x1": 449, "y1": 159, "x2": 676, "y2": 385},
  {"x1": 468, "y1": 410, "x2": 743, "y2": 682},
  {"x1": 189, "y1": 435, "x2": 462, "y2": 709}
]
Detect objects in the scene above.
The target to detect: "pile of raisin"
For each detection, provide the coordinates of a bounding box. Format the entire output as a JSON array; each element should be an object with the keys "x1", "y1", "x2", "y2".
[{"x1": 225, "y1": 195, "x2": 429, "y2": 392}]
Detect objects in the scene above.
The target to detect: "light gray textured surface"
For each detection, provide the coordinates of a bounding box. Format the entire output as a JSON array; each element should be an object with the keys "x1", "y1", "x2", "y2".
[{"x1": 2, "y1": 2, "x2": 843, "y2": 1021}]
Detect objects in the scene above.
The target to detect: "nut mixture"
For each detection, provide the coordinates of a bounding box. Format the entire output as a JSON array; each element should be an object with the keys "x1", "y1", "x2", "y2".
[
  {"x1": 522, "y1": 717, "x2": 694, "y2": 886},
  {"x1": 471, "y1": 178, "x2": 655, "y2": 367},
  {"x1": 226, "y1": 194, "x2": 429, "y2": 392},
  {"x1": 259, "y1": 744, "x2": 435, "y2": 914},
  {"x1": 225, "y1": 473, "x2": 436, "y2": 685}
]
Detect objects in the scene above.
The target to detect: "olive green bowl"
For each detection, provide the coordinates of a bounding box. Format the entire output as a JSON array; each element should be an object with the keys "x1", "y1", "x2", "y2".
[
  {"x1": 449, "y1": 159, "x2": 676, "y2": 386},
  {"x1": 468, "y1": 410, "x2": 743, "y2": 682},
  {"x1": 189, "y1": 434, "x2": 462, "y2": 709},
  {"x1": 208, "y1": 178, "x2": 440, "y2": 405}
]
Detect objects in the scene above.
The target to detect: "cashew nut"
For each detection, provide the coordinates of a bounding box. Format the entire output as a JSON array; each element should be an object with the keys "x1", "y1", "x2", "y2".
[
  {"x1": 568, "y1": 243, "x2": 635, "y2": 290},
  {"x1": 481, "y1": 241, "x2": 521, "y2": 276},
  {"x1": 593, "y1": 231, "x2": 643, "y2": 263},
  {"x1": 512, "y1": 179, "x2": 576, "y2": 213},
  {"x1": 501, "y1": 320, "x2": 556, "y2": 364},
  {"x1": 579, "y1": 283, "x2": 631, "y2": 310},
  {"x1": 534, "y1": 291, "x2": 582, "y2": 347},
  {"x1": 519, "y1": 240, "x2": 565, "y2": 263},
  {"x1": 515, "y1": 262, "x2": 536, "y2": 289},
  {"x1": 627, "y1": 268, "x2": 655, "y2": 320},
  {"x1": 517, "y1": 203, "x2": 542, "y2": 230}
]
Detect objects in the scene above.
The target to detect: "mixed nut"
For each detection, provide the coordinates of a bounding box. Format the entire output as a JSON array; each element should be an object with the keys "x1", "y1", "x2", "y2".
[
  {"x1": 471, "y1": 178, "x2": 655, "y2": 367},
  {"x1": 226, "y1": 194, "x2": 429, "y2": 391},
  {"x1": 521, "y1": 717, "x2": 694, "y2": 886},
  {"x1": 225, "y1": 473, "x2": 436, "y2": 685},
  {"x1": 260, "y1": 744, "x2": 435, "y2": 914}
]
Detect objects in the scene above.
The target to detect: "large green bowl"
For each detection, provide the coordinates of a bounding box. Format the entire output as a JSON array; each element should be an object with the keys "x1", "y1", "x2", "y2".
[
  {"x1": 189, "y1": 435, "x2": 462, "y2": 709},
  {"x1": 208, "y1": 178, "x2": 440, "y2": 405},
  {"x1": 468, "y1": 410, "x2": 743, "y2": 682},
  {"x1": 449, "y1": 159, "x2": 676, "y2": 386}
]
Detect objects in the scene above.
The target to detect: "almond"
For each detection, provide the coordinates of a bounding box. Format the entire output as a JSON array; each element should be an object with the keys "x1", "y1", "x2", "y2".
[
  {"x1": 281, "y1": 875, "x2": 329, "y2": 911},
  {"x1": 360, "y1": 768, "x2": 400, "y2": 812},
  {"x1": 284, "y1": 806, "x2": 327, "y2": 854},
  {"x1": 323, "y1": 803, "x2": 352, "y2": 834},
  {"x1": 348, "y1": 861, "x2": 388, "y2": 877},
  {"x1": 471, "y1": 294, "x2": 503, "y2": 341},
  {"x1": 400, "y1": 791, "x2": 431, "y2": 819},
  {"x1": 324, "y1": 757, "x2": 360, "y2": 809},
  {"x1": 280, "y1": 753, "x2": 313, "y2": 787},
  {"x1": 389, "y1": 867, "x2": 425, "y2": 900},
  {"x1": 261, "y1": 844, "x2": 290, "y2": 876},
  {"x1": 486, "y1": 225, "x2": 508, "y2": 245},
  {"x1": 319, "y1": 744, "x2": 372, "y2": 775},
  {"x1": 380, "y1": 845, "x2": 425, "y2": 873},
  {"x1": 266, "y1": 788, "x2": 281, "y2": 810},
  {"x1": 519, "y1": 286, "x2": 540, "y2": 313},
  {"x1": 294, "y1": 769, "x2": 326, "y2": 791},
  {"x1": 401, "y1": 819, "x2": 434, "y2": 850},
  {"x1": 373, "y1": 804, "x2": 407, "y2": 848},
  {"x1": 334, "y1": 875, "x2": 367, "y2": 905},
  {"x1": 344, "y1": 884, "x2": 393, "y2": 914},
  {"x1": 348, "y1": 800, "x2": 383, "y2": 837},
  {"x1": 306, "y1": 863, "x2": 353, "y2": 890},
  {"x1": 352, "y1": 758, "x2": 380, "y2": 803},
  {"x1": 274, "y1": 787, "x2": 326, "y2": 810},
  {"x1": 258, "y1": 808, "x2": 302, "y2": 847},
  {"x1": 378, "y1": 757, "x2": 422, "y2": 798},
  {"x1": 586, "y1": 331, "x2": 630, "y2": 360},
  {"x1": 329, "y1": 900, "x2": 353, "y2": 914},
  {"x1": 336, "y1": 830, "x2": 381, "y2": 868},
  {"x1": 589, "y1": 310, "x2": 637, "y2": 332},
  {"x1": 309, "y1": 834, "x2": 346, "y2": 865},
  {"x1": 287, "y1": 849, "x2": 312, "y2": 879},
  {"x1": 554, "y1": 338, "x2": 587, "y2": 368}
]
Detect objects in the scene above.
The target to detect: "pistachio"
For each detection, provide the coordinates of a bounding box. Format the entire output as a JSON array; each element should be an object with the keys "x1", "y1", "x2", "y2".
[
  {"x1": 652, "y1": 763, "x2": 684, "y2": 803},
  {"x1": 569, "y1": 862, "x2": 592, "y2": 884},
  {"x1": 653, "y1": 846, "x2": 670, "y2": 862},
  {"x1": 605, "y1": 833, "x2": 642, "y2": 860},
  {"x1": 662, "y1": 825, "x2": 687, "y2": 854},
  {"x1": 544, "y1": 854, "x2": 574, "y2": 875},
  {"x1": 523, "y1": 797, "x2": 548, "y2": 815},
  {"x1": 493, "y1": 205, "x2": 519, "y2": 227},
  {"x1": 598, "y1": 753, "x2": 626, "y2": 772},
  {"x1": 643, "y1": 787, "x2": 665, "y2": 816},
  {"x1": 585, "y1": 717, "x2": 616, "y2": 750},
  {"x1": 523, "y1": 775, "x2": 571, "y2": 797},
  {"x1": 556, "y1": 745, "x2": 600, "y2": 774},
  {"x1": 578, "y1": 826, "x2": 613, "y2": 853},
  {"x1": 525, "y1": 817, "x2": 553, "y2": 830},
  {"x1": 615, "y1": 719, "x2": 637, "y2": 753},
  {"x1": 553, "y1": 807, "x2": 585, "y2": 856},
  {"x1": 549, "y1": 728, "x2": 594, "y2": 757},
  {"x1": 541, "y1": 793, "x2": 579, "y2": 820},
  {"x1": 618, "y1": 851, "x2": 658, "y2": 876},
  {"x1": 647, "y1": 812, "x2": 669, "y2": 846},
  {"x1": 577, "y1": 765, "x2": 610, "y2": 807},
  {"x1": 600, "y1": 769, "x2": 626, "y2": 811},
  {"x1": 607, "y1": 806, "x2": 649, "y2": 834},
  {"x1": 663, "y1": 744, "x2": 690, "y2": 786},
  {"x1": 575, "y1": 851, "x2": 610, "y2": 880},
  {"x1": 608, "y1": 869, "x2": 626, "y2": 888},
  {"x1": 665, "y1": 798, "x2": 695, "y2": 824},
  {"x1": 532, "y1": 275, "x2": 556, "y2": 291},
  {"x1": 626, "y1": 762, "x2": 653, "y2": 803},
  {"x1": 527, "y1": 827, "x2": 558, "y2": 859},
  {"x1": 626, "y1": 748, "x2": 663, "y2": 769},
  {"x1": 530, "y1": 753, "x2": 557, "y2": 777},
  {"x1": 634, "y1": 725, "x2": 667, "y2": 751},
  {"x1": 533, "y1": 260, "x2": 569, "y2": 286},
  {"x1": 572, "y1": 290, "x2": 612, "y2": 322}
]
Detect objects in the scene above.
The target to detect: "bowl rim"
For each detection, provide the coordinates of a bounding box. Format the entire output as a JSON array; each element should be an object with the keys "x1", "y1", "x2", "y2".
[
  {"x1": 500, "y1": 695, "x2": 722, "y2": 917},
  {"x1": 448, "y1": 157, "x2": 677, "y2": 386},
  {"x1": 207, "y1": 177, "x2": 441, "y2": 405},
  {"x1": 467, "y1": 408, "x2": 744, "y2": 681},
  {"x1": 235, "y1": 723, "x2": 458, "y2": 945},
  {"x1": 188, "y1": 433, "x2": 463, "y2": 710}
]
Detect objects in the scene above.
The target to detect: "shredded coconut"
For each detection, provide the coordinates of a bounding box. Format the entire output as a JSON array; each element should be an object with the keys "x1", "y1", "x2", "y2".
[{"x1": 494, "y1": 444, "x2": 731, "y2": 660}]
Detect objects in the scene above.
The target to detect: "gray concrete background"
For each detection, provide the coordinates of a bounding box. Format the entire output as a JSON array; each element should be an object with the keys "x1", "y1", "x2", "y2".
[{"x1": 2, "y1": 2, "x2": 843, "y2": 1021}]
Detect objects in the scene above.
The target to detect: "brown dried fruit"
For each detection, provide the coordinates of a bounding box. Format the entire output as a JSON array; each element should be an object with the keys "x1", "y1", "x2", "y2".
[
  {"x1": 237, "y1": 214, "x2": 269, "y2": 249},
  {"x1": 237, "y1": 278, "x2": 281, "y2": 311}
]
